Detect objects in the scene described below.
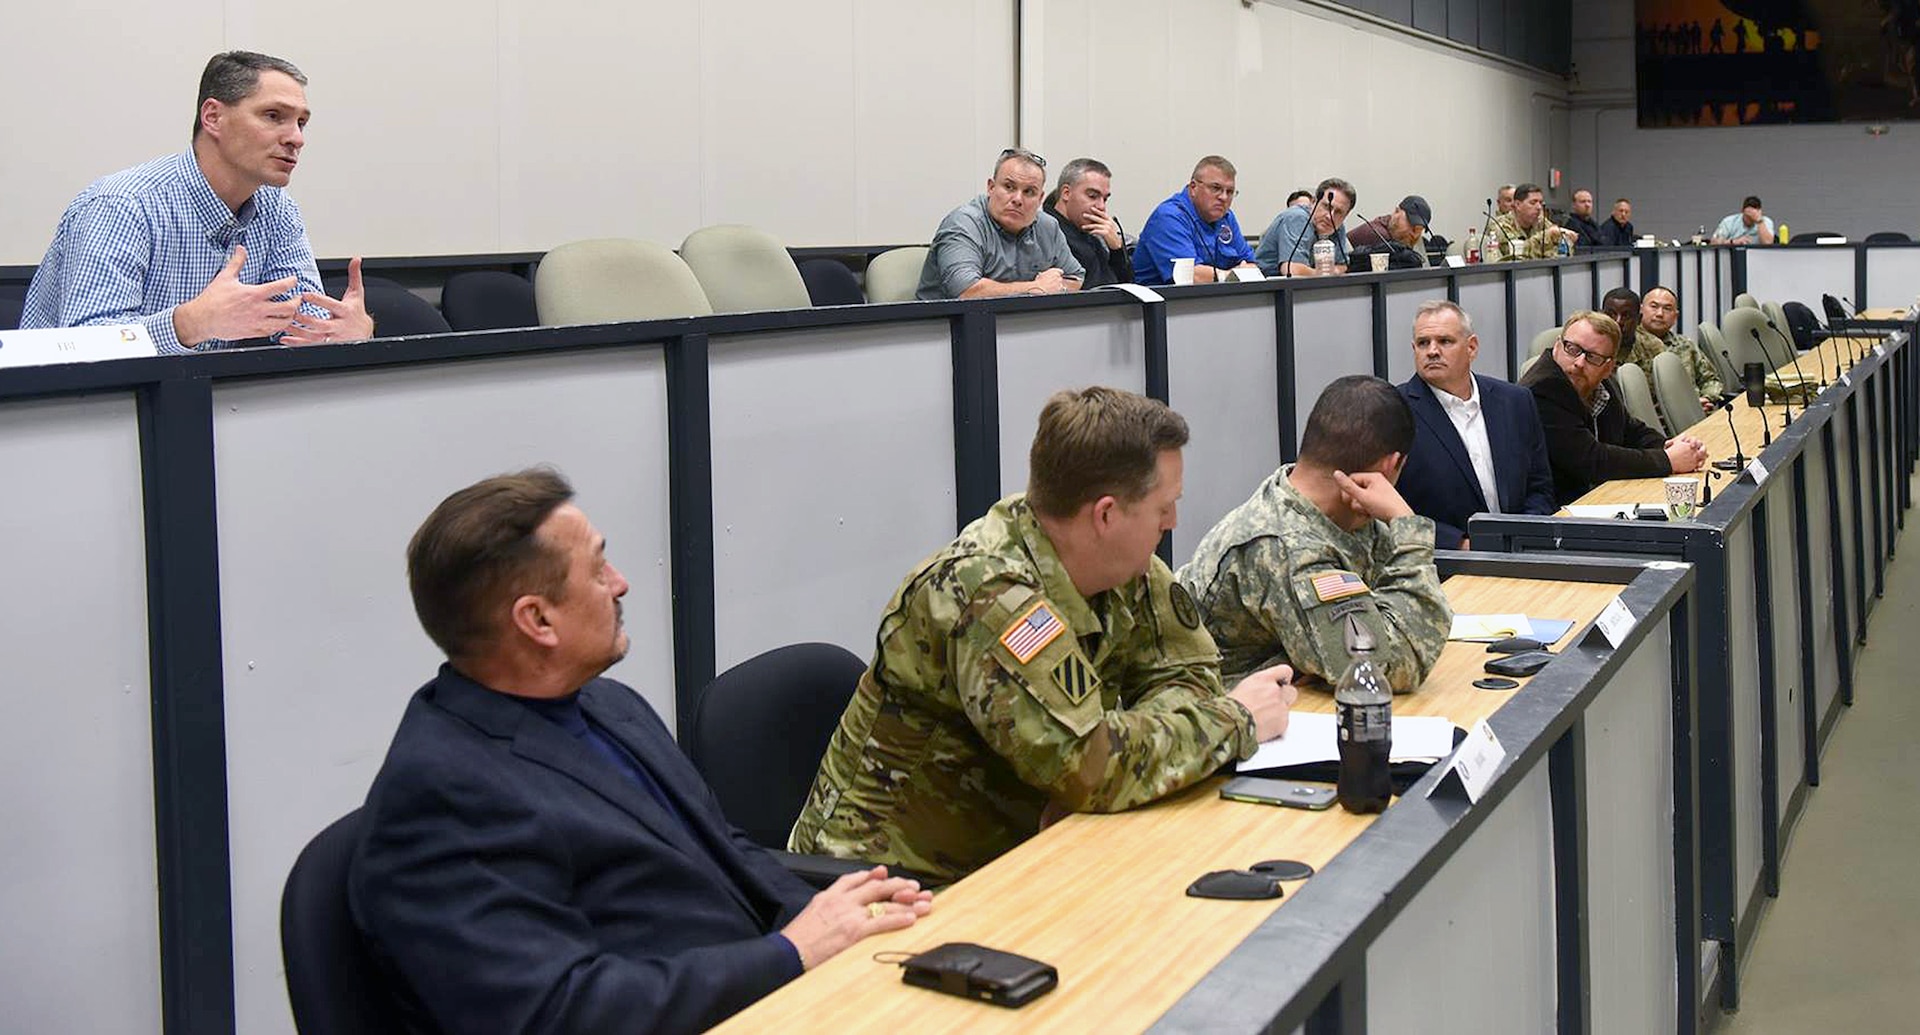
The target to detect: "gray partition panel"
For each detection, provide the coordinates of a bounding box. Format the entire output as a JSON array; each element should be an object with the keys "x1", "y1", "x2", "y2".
[
  {"x1": 1584, "y1": 616, "x2": 1679, "y2": 1034},
  {"x1": 1457, "y1": 274, "x2": 1510, "y2": 379},
  {"x1": 1514, "y1": 269, "x2": 1557, "y2": 353},
  {"x1": 1597, "y1": 257, "x2": 1627, "y2": 298},
  {"x1": 1367, "y1": 767, "x2": 1556, "y2": 1030},
  {"x1": 1865, "y1": 247, "x2": 1920, "y2": 309},
  {"x1": 710, "y1": 325, "x2": 955, "y2": 670},
  {"x1": 1724, "y1": 519, "x2": 1764, "y2": 927},
  {"x1": 0, "y1": 394, "x2": 160, "y2": 1035},
  {"x1": 1718, "y1": 251, "x2": 1734, "y2": 315},
  {"x1": 1562, "y1": 266, "x2": 1594, "y2": 321},
  {"x1": 1165, "y1": 295, "x2": 1282, "y2": 567},
  {"x1": 1383, "y1": 278, "x2": 1455, "y2": 386},
  {"x1": 212, "y1": 349, "x2": 676, "y2": 1035},
  {"x1": 1765, "y1": 482, "x2": 1806, "y2": 823},
  {"x1": 1630, "y1": 253, "x2": 1643, "y2": 293},
  {"x1": 1290, "y1": 287, "x2": 1374, "y2": 444},
  {"x1": 1804, "y1": 440, "x2": 1841, "y2": 724},
  {"x1": 1681, "y1": 253, "x2": 1703, "y2": 330},
  {"x1": 996, "y1": 307, "x2": 1146, "y2": 492},
  {"x1": 1745, "y1": 248, "x2": 1854, "y2": 308},
  {"x1": 1659, "y1": 251, "x2": 1681, "y2": 297}
]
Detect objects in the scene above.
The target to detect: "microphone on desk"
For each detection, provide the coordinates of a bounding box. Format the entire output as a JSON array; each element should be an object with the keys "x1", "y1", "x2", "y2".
[
  {"x1": 1482, "y1": 197, "x2": 1517, "y2": 259},
  {"x1": 1748, "y1": 328, "x2": 1796, "y2": 429},
  {"x1": 1283, "y1": 191, "x2": 1332, "y2": 278},
  {"x1": 1725, "y1": 348, "x2": 1772, "y2": 448},
  {"x1": 1838, "y1": 295, "x2": 1867, "y2": 363},
  {"x1": 1713, "y1": 393, "x2": 1750, "y2": 473},
  {"x1": 1763, "y1": 311, "x2": 1821, "y2": 389}
]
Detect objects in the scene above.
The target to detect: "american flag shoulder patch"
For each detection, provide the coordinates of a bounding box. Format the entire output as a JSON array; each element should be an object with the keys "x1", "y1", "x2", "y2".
[
  {"x1": 1310, "y1": 570, "x2": 1370, "y2": 603},
  {"x1": 1000, "y1": 600, "x2": 1066, "y2": 664}
]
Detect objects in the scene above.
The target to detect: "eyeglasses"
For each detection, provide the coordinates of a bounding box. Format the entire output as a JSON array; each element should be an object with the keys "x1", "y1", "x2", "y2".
[
  {"x1": 998, "y1": 147, "x2": 1046, "y2": 169},
  {"x1": 1193, "y1": 180, "x2": 1239, "y2": 199},
  {"x1": 1558, "y1": 338, "x2": 1617, "y2": 367}
]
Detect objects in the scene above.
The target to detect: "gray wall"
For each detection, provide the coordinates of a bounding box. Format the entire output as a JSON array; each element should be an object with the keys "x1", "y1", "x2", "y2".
[{"x1": 1570, "y1": 0, "x2": 1920, "y2": 241}]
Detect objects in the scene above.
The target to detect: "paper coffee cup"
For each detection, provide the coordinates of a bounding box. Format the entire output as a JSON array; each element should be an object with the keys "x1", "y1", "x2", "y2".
[
  {"x1": 1172, "y1": 257, "x2": 1195, "y2": 286},
  {"x1": 1370, "y1": 252, "x2": 1390, "y2": 273},
  {"x1": 1663, "y1": 476, "x2": 1700, "y2": 520}
]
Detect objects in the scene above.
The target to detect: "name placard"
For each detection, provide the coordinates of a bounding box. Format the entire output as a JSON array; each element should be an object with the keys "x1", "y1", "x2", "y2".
[{"x1": 0, "y1": 325, "x2": 156, "y2": 370}]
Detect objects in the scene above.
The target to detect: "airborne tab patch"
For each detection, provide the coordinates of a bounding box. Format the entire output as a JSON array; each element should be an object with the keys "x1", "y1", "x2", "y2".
[
  {"x1": 1310, "y1": 570, "x2": 1369, "y2": 603},
  {"x1": 1052, "y1": 653, "x2": 1098, "y2": 705},
  {"x1": 1000, "y1": 600, "x2": 1066, "y2": 664}
]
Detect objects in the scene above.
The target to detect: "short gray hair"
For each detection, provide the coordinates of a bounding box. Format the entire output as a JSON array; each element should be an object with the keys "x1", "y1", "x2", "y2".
[
  {"x1": 194, "y1": 51, "x2": 307, "y2": 137},
  {"x1": 1413, "y1": 299, "x2": 1475, "y2": 339},
  {"x1": 1056, "y1": 158, "x2": 1112, "y2": 193}
]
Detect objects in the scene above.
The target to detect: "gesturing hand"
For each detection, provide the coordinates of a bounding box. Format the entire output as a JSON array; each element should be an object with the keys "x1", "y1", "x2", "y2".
[
  {"x1": 780, "y1": 866, "x2": 933, "y2": 970},
  {"x1": 283, "y1": 255, "x2": 376, "y2": 346},
  {"x1": 173, "y1": 245, "x2": 300, "y2": 345}
]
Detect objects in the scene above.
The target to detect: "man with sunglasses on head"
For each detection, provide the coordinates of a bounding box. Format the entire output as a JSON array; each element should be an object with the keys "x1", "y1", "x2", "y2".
[
  {"x1": 1519, "y1": 310, "x2": 1708, "y2": 505},
  {"x1": 916, "y1": 148, "x2": 1084, "y2": 300},
  {"x1": 1132, "y1": 155, "x2": 1261, "y2": 285}
]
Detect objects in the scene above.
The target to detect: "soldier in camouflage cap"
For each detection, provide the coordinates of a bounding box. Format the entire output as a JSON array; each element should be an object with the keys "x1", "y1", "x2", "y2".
[
  {"x1": 792, "y1": 388, "x2": 1298, "y2": 883},
  {"x1": 1487, "y1": 183, "x2": 1579, "y2": 262},
  {"x1": 1177, "y1": 375, "x2": 1452, "y2": 692},
  {"x1": 1641, "y1": 286, "x2": 1725, "y2": 408}
]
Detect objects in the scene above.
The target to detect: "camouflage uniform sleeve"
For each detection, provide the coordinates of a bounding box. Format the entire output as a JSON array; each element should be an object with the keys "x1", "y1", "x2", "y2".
[
  {"x1": 952, "y1": 579, "x2": 1255, "y2": 815},
  {"x1": 1264, "y1": 517, "x2": 1451, "y2": 692},
  {"x1": 1674, "y1": 336, "x2": 1723, "y2": 398}
]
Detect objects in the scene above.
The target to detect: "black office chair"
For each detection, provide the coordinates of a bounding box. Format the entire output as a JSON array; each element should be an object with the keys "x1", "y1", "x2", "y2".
[
  {"x1": 1864, "y1": 231, "x2": 1912, "y2": 244},
  {"x1": 441, "y1": 270, "x2": 538, "y2": 331},
  {"x1": 0, "y1": 283, "x2": 26, "y2": 330},
  {"x1": 1785, "y1": 230, "x2": 1841, "y2": 246},
  {"x1": 281, "y1": 808, "x2": 408, "y2": 1035},
  {"x1": 796, "y1": 258, "x2": 865, "y2": 307},
  {"x1": 319, "y1": 278, "x2": 452, "y2": 338}
]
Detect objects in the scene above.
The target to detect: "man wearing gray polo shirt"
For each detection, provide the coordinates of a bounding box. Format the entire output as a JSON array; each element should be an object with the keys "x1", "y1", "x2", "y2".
[{"x1": 916, "y1": 148, "x2": 1085, "y2": 300}]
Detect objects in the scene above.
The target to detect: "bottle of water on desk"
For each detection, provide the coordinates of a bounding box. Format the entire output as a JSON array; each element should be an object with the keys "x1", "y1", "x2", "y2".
[
  {"x1": 1335, "y1": 614, "x2": 1392, "y2": 813},
  {"x1": 1312, "y1": 238, "x2": 1336, "y2": 274},
  {"x1": 1466, "y1": 227, "x2": 1480, "y2": 263}
]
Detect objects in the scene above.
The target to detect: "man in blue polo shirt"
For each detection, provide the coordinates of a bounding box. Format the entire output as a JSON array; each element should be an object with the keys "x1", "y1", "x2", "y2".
[{"x1": 1132, "y1": 156, "x2": 1261, "y2": 285}]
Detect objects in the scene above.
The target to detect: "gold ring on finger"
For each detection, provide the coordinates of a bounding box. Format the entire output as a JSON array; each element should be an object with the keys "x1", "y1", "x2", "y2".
[{"x1": 867, "y1": 902, "x2": 886, "y2": 919}]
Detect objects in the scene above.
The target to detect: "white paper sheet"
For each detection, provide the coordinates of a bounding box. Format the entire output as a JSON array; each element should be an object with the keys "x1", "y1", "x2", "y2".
[
  {"x1": 1235, "y1": 712, "x2": 1460, "y2": 771},
  {"x1": 1448, "y1": 613, "x2": 1534, "y2": 641}
]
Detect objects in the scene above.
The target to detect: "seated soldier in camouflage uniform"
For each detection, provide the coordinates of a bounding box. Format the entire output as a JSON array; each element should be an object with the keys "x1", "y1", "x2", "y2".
[
  {"x1": 1487, "y1": 182, "x2": 1580, "y2": 262},
  {"x1": 1177, "y1": 376, "x2": 1452, "y2": 692},
  {"x1": 792, "y1": 387, "x2": 1298, "y2": 883},
  {"x1": 1641, "y1": 286, "x2": 1725, "y2": 409},
  {"x1": 1602, "y1": 287, "x2": 1664, "y2": 370}
]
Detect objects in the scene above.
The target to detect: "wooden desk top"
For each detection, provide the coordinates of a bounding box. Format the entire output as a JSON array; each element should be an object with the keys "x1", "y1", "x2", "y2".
[
  {"x1": 1858, "y1": 307, "x2": 1909, "y2": 321},
  {"x1": 714, "y1": 575, "x2": 1623, "y2": 1034},
  {"x1": 1570, "y1": 336, "x2": 1880, "y2": 509}
]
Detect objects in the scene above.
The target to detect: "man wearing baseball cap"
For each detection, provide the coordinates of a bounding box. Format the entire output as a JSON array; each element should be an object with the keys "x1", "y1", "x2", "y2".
[{"x1": 1346, "y1": 195, "x2": 1432, "y2": 267}]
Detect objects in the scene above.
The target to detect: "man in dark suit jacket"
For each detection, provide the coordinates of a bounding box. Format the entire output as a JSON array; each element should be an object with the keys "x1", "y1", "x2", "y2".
[
  {"x1": 1519, "y1": 311, "x2": 1708, "y2": 505},
  {"x1": 350, "y1": 469, "x2": 931, "y2": 1035},
  {"x1": 1396, "y1": 300, "x2": 1556, "y2": 548},
  {"x1": 1042, "y1": 157, "x2": 1134, "y2": 289}
]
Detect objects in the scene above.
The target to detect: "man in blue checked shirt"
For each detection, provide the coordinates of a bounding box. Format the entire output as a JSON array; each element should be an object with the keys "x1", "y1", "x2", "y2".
[{"x1": 21, "y1": 51, "x2": 373, "y2": 356}]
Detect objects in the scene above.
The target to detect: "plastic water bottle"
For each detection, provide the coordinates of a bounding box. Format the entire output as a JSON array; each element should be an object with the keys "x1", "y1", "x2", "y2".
[
  {"x1": 1335, "y1": 614, "x2": 1392, "y2": 813},
  {"x1": 1484, "y1": 225, "x2": 1502, "y2": 262},
  {"x1": 1311, "y1": 238, "x2": 1336, "y2": 274},
  {"x1": 1557, "y1": 233, "x2": 1571, "y2": 257},
  {"x1": 1466, "y1": 227, "x2": 1481, "y2": 264}
]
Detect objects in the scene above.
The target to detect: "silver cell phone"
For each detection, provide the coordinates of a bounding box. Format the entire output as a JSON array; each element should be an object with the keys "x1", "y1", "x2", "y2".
[{"x1": 1219, "y1": 775, "x2": 1338, "y2": 810}]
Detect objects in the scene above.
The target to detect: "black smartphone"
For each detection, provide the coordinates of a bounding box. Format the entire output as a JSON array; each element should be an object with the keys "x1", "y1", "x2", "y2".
[
  {"x1": 1484, "y1": 650, "x2": 1553, "y2": 677},
  {"x1": 1219, "y1": 775, "x2": 1338, "y2": 810}
]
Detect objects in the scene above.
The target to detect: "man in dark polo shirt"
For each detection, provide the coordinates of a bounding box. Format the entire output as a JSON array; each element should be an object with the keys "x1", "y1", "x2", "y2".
[{"x1": 1042, "y1": 158, "x2": 1133, "y2": 289}]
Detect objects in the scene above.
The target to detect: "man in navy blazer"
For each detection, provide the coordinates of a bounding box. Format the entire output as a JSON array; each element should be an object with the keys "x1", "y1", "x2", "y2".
[
  {"x1": 1396, "y1": 300, "x2": 1556, "y2": 548},
  {"x1": 349, "y1": 469, "x2": 931, "y2": 1034}
]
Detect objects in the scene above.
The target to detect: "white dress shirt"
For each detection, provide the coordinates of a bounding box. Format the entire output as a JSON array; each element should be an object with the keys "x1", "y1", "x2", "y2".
[{"x1": 1434, "y1": 377, "x2": 1503, "y2": 515}]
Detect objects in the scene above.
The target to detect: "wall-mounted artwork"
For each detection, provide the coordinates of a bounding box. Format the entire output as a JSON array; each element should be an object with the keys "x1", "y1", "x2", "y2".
[{"x1": 1636, "y1": 1, "x2": 1920, "y2": 125}]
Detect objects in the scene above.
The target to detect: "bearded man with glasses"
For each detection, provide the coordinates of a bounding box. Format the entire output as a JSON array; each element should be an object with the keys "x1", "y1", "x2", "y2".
[
  {"x1": 1518, "y1": 310, "x2": 1709, "y2": 504},
  {"x1": 1131, "y1": 155, "x2": 1261, "y2": 285}
]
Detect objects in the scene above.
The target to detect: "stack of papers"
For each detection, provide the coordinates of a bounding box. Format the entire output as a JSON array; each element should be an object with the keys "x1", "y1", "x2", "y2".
[
  {"x1": 1235, "y1": 712, "x2": 1459, "y2": 771},
  {"x1": 1448, "y1": 614, "x2": 1576, "y2": 644}
]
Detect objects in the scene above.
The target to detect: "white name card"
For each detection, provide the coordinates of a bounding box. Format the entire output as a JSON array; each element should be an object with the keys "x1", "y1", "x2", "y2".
[
  {"x1": 1429, "y1": 719, "x2": 1506, "y2": 803},
  {"x1": 1841, "y1": 372, "x2": 1853, "y2": 387},
  {"x1": 1746, "y1": 458, "x2": 1770, "y2": 486},
  {"x1": 1873, "y1": 342, "x2": 1887, "y2": 358},
  {"x1": 1101, "y1": 283, "x2": 1164, "y2": 303},
  {"x1": 1594, "y1": 595, "x2": 1636, "y2": 648},
  {"x1": 1222, "y1": 267, "x2": 1265, "y2": 283},
  {"x1": 0, "y1": 325, "x2": 156, "y2": 370}
]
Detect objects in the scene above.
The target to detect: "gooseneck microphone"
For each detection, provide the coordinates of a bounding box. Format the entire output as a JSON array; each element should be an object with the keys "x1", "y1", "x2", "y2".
[
  {"x1": 1283, "y1": 191, "x2": 1331, "y2": 278},
  {"x1": 1482, "y1": 197, "x2": 1517, "y2": 258},
  {"x1": 1713, "y1": 394, "x2": 1749, "y2": 472},
  {"x1": 1725, "y1": 347, "x2": 1773, "y2": 447},
  {"x1": 1840, "y1": 295, "x2": 1868, "y2": 364},
  {"x1": 1749, "y1": 327, "x2": 1797, "y2": 428}
]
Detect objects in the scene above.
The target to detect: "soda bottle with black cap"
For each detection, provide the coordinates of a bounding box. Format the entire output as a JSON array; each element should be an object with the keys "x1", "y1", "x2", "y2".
[{"x1": 1335, "y1": 612, "x2": 1393, "y2": 813}]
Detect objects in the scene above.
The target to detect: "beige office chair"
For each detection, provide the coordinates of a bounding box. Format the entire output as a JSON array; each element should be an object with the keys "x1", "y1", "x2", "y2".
[
  {"x1": 535, "y1": 239, "x2": 713, "y2": 325},
  {"x1": 1733, "y1": 292, "x2": 1761, "y2": 310},
  {"x1": 863, "y1": 247, "x2": 930, "y2": 304},
  {"x1": 1615, "y1": 362, "x2": 1664, "y2": 433},
  {"x1": 1696, "y1": 321, "x2": 1741, "y2": 387},
  {"x1": 1721, "y1": 306, "x2": 1781, "y2": 375},
  {"x1": 1650, "y1": 352, "x2": 1705, "y2": 436},
  {"x1": 1761, "y1": 300, "x2": 1791, "y2": 343},
  {"x1": 1529, "y1": 327, "x2": 1561, "y2": 362},
  {"x1": 679, "y1": 224, "x2": 811, "y2": 315}
]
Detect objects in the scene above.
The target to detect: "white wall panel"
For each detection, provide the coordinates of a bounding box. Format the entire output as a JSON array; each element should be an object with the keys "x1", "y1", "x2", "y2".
[
  {"x1": 1456, "y1": 273, "x2": 1512, "y2": 379},
  {"x1": 1865, "y1": 248, "x2": 1920, "y2": 310},
  {"x1": 1745, "y1": 248, "x2": 1855, "y2": 311},
  {"x1": 995, "y1": 306, "x2": 1147, "y2": 493},
  {"x1": 1289, "y1": 287, "x2": 1374, "y2": 443},
  {"x1": 1383, "y1": 277, "x2": 1456, "y2": 385},
  {"x1": 214, "y1": 349, "x2": 675, "y2": 1035},
  {"x1": 0, "y1": 395, "x2": 160, "y2": 1035},
  {"x1": 1165, "y1": 294, "x2": 1282, "y2": 566}
]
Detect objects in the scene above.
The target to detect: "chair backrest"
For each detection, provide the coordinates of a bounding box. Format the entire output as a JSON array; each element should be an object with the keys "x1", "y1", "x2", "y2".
[
  {"x1": 1650, "y1": 351, "x2": 1704, "y2": 435},
  {"x1": 0, "y1": 283, "x2": 25, "y2": 331},
  {"x1": 679, "y1": 224, "x2": 811, "y2": 314},
  {"x1": 1733, "y1": 292, "x2": 1761, "y2": 310},
  {"x1": 1761, "y1": 300, "x2": 1791, "y2": 341},
  {"x1": 863, "y1": 247, "x2": 930, "y2": 304},
  {"x1": 535, "y1": 239, "x2": 713, "y2": 325},
  {"x1": 1696, "y1": 320, "x2": 1741, "y2": 387},
  {"x1": 1782, "y1": 301, "x2": 1822, "y2": 350},
  {"x1": 1614, "y1": 362, "x2": 1663, "y2": 433},
  {"x1": 360, "y1": 285, "x2": 453, "y2": 338},
  {"x1": 1865, "y1": 231, "x2": 1912, "y2": 244},
  {"x1": 1720, "y1": 306, "x2": 1779, "y2": 374},
  {"x1": 684, "y1": 642, "x2": 866, "y2": 850},
  {"x1": 1529, "y1": 327, "x2": 1561, "y2": 362},
  {"x1": 797, "y1": 258, "x2": 865, "y2": 307},
  {"x1": 281, "y1": 808, "x2": 408, "y2": 1035},
  {"x1": 441, "y1": 270, "x2": 538, "y2": 332}
]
